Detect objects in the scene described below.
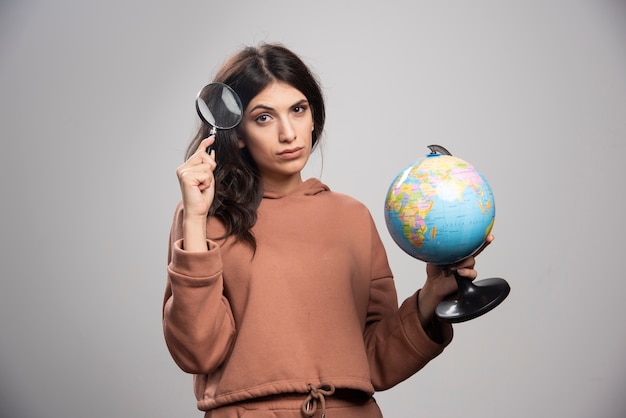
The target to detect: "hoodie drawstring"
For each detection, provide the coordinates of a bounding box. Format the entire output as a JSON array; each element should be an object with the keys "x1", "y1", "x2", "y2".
[{"x1": 301, "y1": 382, "x2": 336, "y2": 418}]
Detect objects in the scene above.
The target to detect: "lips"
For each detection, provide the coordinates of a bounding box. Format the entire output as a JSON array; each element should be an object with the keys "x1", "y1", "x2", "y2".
[{"x1": 278, "y1": 147, "x2": 304, "y2": 159}]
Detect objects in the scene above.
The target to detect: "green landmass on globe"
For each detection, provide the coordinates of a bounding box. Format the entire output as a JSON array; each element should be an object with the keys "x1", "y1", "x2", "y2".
[{"x1": 384, "y1": 151, "x2": 495, "y2": 266}]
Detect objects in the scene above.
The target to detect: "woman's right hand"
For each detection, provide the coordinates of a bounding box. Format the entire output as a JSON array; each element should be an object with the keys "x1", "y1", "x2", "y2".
[
  {"x1": 175, "y1": 137, "x2": 216, "y2": 251},
  {"x1": 176, "y1": 136, "x2": 217, "y2": 218}
]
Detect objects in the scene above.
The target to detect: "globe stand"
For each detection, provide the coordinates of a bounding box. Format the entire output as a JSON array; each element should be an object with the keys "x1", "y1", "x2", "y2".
[{"x1": 435, "y1": 272, "x2": 510, "y2": 323}]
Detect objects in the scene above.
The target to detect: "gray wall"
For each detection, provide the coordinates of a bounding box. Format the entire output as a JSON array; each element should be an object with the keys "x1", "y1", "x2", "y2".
[{"x1": 1, "y1": 0, "x2": 625, "y2": 417}]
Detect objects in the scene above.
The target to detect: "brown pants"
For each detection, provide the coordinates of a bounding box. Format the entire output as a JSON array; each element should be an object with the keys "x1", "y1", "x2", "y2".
[{"x1": 203, "y1": 391, "x2": 383, "y2": 418}]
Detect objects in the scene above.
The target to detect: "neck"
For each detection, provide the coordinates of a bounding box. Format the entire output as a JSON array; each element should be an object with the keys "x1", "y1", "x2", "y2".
[{"x1": 261, "y1": 173, "x2": 304, "y2": 195}]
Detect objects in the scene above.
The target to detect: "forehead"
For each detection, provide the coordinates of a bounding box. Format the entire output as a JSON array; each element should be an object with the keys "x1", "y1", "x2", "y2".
[{"x1": 248, "y1": 81, "x2": 307, "y2": 109}]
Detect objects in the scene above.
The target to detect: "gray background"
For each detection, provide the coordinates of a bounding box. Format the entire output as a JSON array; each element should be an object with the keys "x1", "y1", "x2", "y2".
[{"x1": 1, "y1": 0, "x2": 625, "y2": 417}]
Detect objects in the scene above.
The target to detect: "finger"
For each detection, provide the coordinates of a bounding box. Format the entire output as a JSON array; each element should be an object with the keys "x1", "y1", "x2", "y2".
[
  {"x1": 197, "y1": 136, "x2": 215, "y2": 155},
  {"x1": 196, "y1": 173, "x2": 214, "y2": 191},
  {"x1": 472, "y1": 233, "x2": 494, "y2": 257},
  {"x1": 454, "y1": 267, "x2": 478, "y2": 280},
  {"x1": 448, "y1": 256, "x2": 476, "y2": 274},
  {"x1": 179, "y1": 168, "x2": 213, "y2": 191},
  {"x1": 177, "y1": 156, "x2": 213, "y2": 179},
  {"x1": 182, "y1": 145, "x2": 218, "y2": 175},
  {"x1": 178, "y1": 160, "x2": 214, "y2": 183}
]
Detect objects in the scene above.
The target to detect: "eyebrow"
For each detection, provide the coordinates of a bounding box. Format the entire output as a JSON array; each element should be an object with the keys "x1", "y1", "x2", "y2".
[{"x1": 248, "y1": 99, "x2": 309, "y2": 114}]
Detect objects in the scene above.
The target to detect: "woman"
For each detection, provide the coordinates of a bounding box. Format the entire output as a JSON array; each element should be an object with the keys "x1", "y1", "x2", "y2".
[{"x1": 163, "y1": 43, "x2": 492, "y2": 417}]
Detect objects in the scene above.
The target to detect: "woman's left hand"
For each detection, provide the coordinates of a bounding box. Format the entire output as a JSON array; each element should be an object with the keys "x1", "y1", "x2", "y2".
[{"x1": 417, "y1": 234, "x2": 494, "y2": 323}]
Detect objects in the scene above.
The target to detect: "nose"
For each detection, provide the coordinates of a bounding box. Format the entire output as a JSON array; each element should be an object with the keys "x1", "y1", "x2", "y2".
[{"x1": 278, "y1": 118, "x2": 296, "y2": 142}]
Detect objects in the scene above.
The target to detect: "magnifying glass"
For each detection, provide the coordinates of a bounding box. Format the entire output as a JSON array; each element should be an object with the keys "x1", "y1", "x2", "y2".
[{"x1": 195, "y1": 82, "x2": 243, "y2": 153}]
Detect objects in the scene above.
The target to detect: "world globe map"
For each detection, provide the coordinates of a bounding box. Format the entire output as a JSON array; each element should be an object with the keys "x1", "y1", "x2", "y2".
[{"x1": 384, "y1": 151, "x2": 495, "y2": 266}]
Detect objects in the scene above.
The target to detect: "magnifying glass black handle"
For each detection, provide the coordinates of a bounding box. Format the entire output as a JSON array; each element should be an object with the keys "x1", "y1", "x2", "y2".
[{"x1": 206, "y1": 128, "x2": 216, "y2": 154}]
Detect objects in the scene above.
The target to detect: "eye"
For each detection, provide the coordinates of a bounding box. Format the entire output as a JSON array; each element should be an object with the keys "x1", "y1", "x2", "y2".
[
  {"x1": 255, "y1": 114, "x2": 272, "y2": 124},
  {"x1": 293, "y1": 104, "x2": 309, "y2": 114}
]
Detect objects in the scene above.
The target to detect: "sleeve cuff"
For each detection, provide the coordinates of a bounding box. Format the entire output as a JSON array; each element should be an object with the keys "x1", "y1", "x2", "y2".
[
  {"x1": 400, "y1": 291, "x2": 453, "y2": 356},
  {"x1": 169, "y1": 238, "x2": 223, "y2": 281}
]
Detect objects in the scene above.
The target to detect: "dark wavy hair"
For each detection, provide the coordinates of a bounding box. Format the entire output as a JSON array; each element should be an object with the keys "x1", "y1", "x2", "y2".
[{"x1": 185, "y1": 43, "x2": 326, "y2": 250}]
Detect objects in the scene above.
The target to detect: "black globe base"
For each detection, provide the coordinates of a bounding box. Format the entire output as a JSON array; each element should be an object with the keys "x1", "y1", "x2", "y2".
[{"x1": 435, "y1": 273, "x2": 510, "y2": 323}]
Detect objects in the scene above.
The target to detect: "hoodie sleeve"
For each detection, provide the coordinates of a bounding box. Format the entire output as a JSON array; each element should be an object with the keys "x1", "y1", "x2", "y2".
[
  {"x1": 363, "y1": 215, "x2": 453, "y2": 390},
  {"x1": 162, "y1": 203, "x2": 236, "y2": 374}
]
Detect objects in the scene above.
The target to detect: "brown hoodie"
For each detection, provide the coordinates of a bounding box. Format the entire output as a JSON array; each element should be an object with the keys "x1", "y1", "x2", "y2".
[{"x1": 163, "y1": 178, "x2": 453, "y2": 412}]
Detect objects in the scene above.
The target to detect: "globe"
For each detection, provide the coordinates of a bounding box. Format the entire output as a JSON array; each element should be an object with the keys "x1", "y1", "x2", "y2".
[{"x1": 384, "y1": 149, "x2": 495, "y2": 266}]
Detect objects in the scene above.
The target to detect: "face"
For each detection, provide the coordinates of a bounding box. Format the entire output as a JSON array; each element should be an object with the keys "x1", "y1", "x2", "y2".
[{"x1": 239, "y1": 81, "x2": 314, "y2": 190}]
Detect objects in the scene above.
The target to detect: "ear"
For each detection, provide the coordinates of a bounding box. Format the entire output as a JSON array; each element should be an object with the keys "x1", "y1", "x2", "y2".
[{"x1": 237, "y1": 137, "x2": 246, "y2": 149}]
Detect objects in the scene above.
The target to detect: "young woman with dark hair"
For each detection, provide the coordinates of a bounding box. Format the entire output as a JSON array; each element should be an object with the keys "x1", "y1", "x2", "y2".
[{"x1": 163, "y1": 43, "x2": 492, "y2": 417}]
